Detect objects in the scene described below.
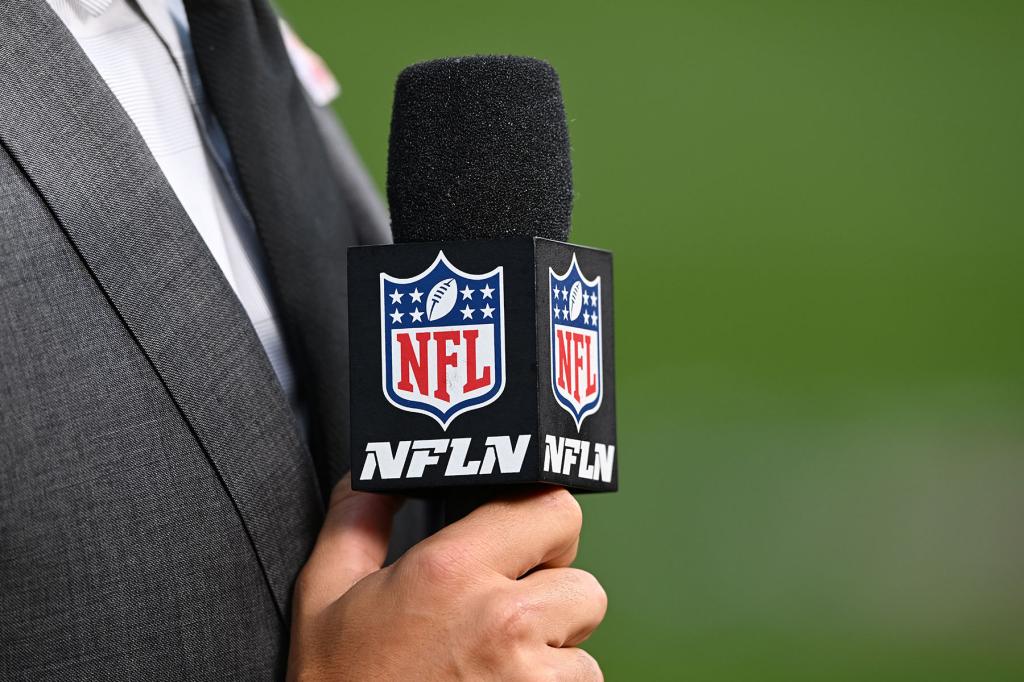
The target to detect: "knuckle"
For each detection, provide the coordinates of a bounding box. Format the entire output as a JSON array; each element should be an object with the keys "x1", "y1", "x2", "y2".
[
  {"x1": 575, "y1": 648, "x2": 603, "y2": 681},
  {"x1": 541, "y1": 488, "x2": 583, "y2": 533},
  {"x1": 404, "y1": 541, "x2": 469, "y2": 586},
  {"x1": 487, "y1": 593, "x2": 533, "y2": 641},
  {"x1": 578, "y1": 570, "x2": 608, "y2": 615}
]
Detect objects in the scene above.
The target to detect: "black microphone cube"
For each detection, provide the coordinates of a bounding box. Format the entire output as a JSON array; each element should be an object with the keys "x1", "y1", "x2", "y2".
[{"x1": 348, "y1": 237, "x2": 616, "y2": 493}]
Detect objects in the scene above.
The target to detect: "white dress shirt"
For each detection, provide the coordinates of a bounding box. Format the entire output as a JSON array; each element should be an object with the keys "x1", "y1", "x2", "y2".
[{"x1": 46, "y1": 0, "x2": 308, "y2": 412}]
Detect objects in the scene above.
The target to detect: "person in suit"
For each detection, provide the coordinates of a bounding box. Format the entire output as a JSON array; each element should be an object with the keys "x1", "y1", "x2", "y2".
[{"x1": 0, "y1": 0, "x2": 606, "y2": 679}]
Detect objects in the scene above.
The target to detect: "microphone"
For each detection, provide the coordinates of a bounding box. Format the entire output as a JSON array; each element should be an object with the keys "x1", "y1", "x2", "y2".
[{"x1": 348, "y1": 56, "x2": 617, "y2": 500}]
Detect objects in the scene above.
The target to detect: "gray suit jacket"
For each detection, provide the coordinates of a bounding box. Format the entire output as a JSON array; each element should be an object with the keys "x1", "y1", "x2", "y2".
[{"x1": 0, "y1": 2, "x2": 433, "y2": 678}]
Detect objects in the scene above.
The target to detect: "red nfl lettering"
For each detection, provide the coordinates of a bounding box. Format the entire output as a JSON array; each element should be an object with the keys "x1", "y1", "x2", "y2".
[
  {"x1": 556, "y1": 329, "x2": 599, "y2": 403},
  {"x1": 432, "y1": 330, "x2": 461, "y2": 401},
  {"x1": 584, "y1": 335, "x2": 597, "y2": 397},
  {"x1": 556, "y1": 329, "x2": 571, "y2": 392},
  {"x1": 394, "y1": 329, "x2": 492, "y2": 401},
  {"x1": 396, "y1": 331, "x2": 430, "y2": 394},
  {"x1": 462, "y1": 329, "x2": 491, "y2": 392}
]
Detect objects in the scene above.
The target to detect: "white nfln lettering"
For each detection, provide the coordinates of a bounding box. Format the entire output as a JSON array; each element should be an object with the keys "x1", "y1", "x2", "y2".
[
  {"x1": 542, "y1": 436, "x2": 615, "y2": 483},
  {"x1": 360, "y1": 435, "x2": 531, "y2": 480}
]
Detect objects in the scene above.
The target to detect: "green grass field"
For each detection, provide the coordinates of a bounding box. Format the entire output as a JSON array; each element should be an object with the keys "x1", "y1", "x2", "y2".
[{"x1": 278, "y1": 1, "x2": 1024, "y2": 678}]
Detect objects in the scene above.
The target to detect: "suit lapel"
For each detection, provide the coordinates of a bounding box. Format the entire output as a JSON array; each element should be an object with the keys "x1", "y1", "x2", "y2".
[{"x1": 0, "y1": 1, "x2": 321, "y2": 622}]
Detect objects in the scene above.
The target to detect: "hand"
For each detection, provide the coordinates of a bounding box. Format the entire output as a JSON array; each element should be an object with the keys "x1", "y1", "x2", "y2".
[{"x1": 286, "y1": 475, "x2": 606, "y2": 681}]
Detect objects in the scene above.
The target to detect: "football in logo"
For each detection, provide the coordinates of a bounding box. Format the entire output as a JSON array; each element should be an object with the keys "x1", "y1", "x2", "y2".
[
  {"x1": 568, "y1": 281, "x2": 584, "y2": 321},
  {"x1": 426, "y1": 278, "x2": 458, "y2": 321},
  {"x1": 549, "y1": 254, "x2": 602, "y2": 430},
  {"x1": 380, "y1": 251, "x2": 505, "y2": 429}
]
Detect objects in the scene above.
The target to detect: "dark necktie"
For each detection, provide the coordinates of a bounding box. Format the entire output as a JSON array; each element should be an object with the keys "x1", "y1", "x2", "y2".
[{"x1": 183, "y1": 0, "x2": 357, "y2": 491}]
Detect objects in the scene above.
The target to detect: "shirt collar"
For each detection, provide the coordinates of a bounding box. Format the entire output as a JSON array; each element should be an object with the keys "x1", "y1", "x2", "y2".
[
  {"x1": 58, "y1": 0, "x2": 115, "y2": 19},
  {"x1": 82, "y1": 0, "x2": 115, "y2": 16}
]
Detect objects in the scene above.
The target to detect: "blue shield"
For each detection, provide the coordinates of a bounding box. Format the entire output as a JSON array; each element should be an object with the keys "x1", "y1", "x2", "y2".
[
  {"x1": 380, "y1": 251, "x2": 505, "y2": 429},
  {"x1": 549, "y1": 254, "x2": 603, "y2": 430}
]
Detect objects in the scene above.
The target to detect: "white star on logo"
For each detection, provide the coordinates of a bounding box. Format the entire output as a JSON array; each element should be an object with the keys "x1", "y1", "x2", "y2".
[
  {"x1": 409, "y1": 288, "x2": 423, "y2": 303},
  {"x1": 481, "y1": 304, "x2": 495, "y2": 319},
  {"x1": 390, "y1": 309, "x2": 404, "y2": 323},
  {"x1": 460, "y1": 285, "x2": 474, "y2": 300},
  {"x1": 480, "y1": 283, "x2": 494, "y2": 299},
  {"x1": 562, "y1": 306, "x2": 569, "y2": 319},
  {"x1": 583, "y1": 311, "x2": 591, "y2": 325},
  {"x1": 553, "y1": 307, "x2": 561, "y2": 320},
  {"x1": 591, "y1": 309, "x2": 598, "y2": 324},
  {"x1": 561, "y1": 287, "x2": 569, "y2": 300},
  {"x1": 409, "y1": 308, "x2": 424, "y2": 323},
  {"x1": 460, "y1": 304, "x2": 475, "y2": 320},
  {"x1": 389, "y1": 289, "x2": 403, "y2": 305}
]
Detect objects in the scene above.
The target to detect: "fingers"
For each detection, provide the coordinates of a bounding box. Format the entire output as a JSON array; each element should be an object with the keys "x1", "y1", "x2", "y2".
[
  {"x1": 538, "y1": 647, "x2": 603, "y2": 681},
  {"x1": 423, "y1": 487, "x2": 583, "y2": 579},
  {"x1": 514, "y1": 568, "x2": 607, "y2": 647},
  {"x1": 297, "y1": 473, "x2": 402, "y2": 612}
]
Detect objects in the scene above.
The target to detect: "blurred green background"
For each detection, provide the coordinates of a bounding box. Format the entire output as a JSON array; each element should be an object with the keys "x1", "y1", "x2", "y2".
[{"x1": 279, "y1": 1, "x2": 1024, "y2": 678}]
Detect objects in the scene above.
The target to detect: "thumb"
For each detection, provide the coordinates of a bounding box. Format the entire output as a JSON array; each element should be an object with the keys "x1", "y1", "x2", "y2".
[{"x1": 297, "y1": 473, "x2": 403, "y2": 612}]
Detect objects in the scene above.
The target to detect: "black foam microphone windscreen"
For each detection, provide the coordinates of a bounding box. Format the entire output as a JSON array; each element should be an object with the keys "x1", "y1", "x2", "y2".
[{"x1": 387, "y1": 55, "x2": 573, "y2": 243}]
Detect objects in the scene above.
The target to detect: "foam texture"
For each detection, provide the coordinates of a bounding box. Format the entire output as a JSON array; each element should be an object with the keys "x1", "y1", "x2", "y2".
[{"x1": 388, "y1": 55, "x2": 573, "y2": 243}]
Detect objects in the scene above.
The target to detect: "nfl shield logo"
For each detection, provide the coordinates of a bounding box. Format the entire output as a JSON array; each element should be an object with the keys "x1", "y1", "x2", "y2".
[
  {"x1": 380, "y1": 251, "x2": 505, "y2": 429},
  {"x1": 549, "y1": 254, "x2": 603, "y2": 430}
]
